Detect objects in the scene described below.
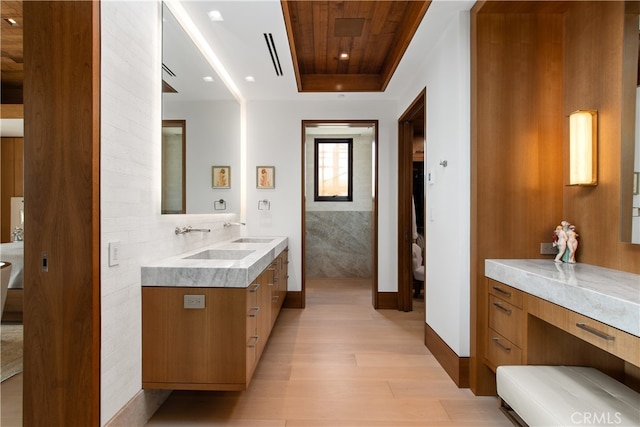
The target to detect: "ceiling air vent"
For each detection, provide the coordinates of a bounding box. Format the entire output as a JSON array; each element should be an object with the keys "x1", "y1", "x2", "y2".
[
  {"x1": 264, "y1": 33, "x2": 283, "y2": 77},
  {"x1": 162, "y1": 63, "x2": 176, "y2": 77}
]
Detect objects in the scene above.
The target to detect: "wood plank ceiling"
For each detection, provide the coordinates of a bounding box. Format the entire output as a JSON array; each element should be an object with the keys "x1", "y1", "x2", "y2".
[
  {"x1": 1, "y1": 0, "x2": 23, "y2": 104},
  {"x1": 281, "y1": 0, "x2": 431, "y2": 92},
  {"x1": 1, "y1": 1, "x2": 433, "y2": 100}
]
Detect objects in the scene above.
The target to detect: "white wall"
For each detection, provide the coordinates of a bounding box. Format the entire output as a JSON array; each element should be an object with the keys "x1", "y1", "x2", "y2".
[
  {"x1": 244, "y1": 100, "x2": 398, "y2": 292},
  {"x1": 100, "y1": 2, "x2": 242, "y2": 425},
  {"x1": 396, "y1": 2, "x2": 472, "y2": 357}
]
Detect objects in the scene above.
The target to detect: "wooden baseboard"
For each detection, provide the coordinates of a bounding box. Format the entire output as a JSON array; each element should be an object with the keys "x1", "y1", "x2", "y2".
[
  {"x1": 283, "y1": 291, "x2": 304, "y2": 309},
  {"x1": 377, "y1": 292, "x2": 398, "y2": 309},
  {"x1": 425, "y1": 323, "x2": 469, "y2": 388},
  {"x1": 104, "y1": 389, "x2": 171, "y2": 427}
]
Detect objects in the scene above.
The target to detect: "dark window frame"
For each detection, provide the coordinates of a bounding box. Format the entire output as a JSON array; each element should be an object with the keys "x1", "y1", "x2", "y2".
[{"x1": 313, "y1": 138, "x2": 354, "y2": 202}]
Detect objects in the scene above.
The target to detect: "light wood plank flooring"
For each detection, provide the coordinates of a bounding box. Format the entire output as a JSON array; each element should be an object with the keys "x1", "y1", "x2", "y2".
[
  {"x1": 0, "y1": 371, "x2": 21, "y2": 426},
  {"x1": 145, "y1": 278, "x2": 510, "y2": 426},
  {"x1": 0, "y1": 278, "x2": 509, "y2": 426}
]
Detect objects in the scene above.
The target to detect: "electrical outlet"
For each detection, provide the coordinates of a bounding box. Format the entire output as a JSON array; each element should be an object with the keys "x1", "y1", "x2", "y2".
[
  {"x1": 184, "y1": 294, "x2": 205, "y2": 309},
  {"x1": 540, "y1": 242, "x2": 557, "y2": 255},
  {"x1": 108, "y1": 241, "x2": 120, "y2": 267}
]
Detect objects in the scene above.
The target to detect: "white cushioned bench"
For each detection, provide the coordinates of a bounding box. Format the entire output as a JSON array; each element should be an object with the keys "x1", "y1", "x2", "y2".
[{"x1": 496, "y1": 365, "x2": 640, "y2": 427}]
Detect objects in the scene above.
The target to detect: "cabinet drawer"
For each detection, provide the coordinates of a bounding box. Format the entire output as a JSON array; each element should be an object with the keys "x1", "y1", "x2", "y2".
[
  {"x1": 489, "y1": 295, "x2": 523, "y2": 346},
  {"x1": 488, "y1": 279, "x2": 523, "y2": 308},
  {"x1": 486, "y1": 328, "x2": 522, "y2": 370},
  {"x1": 528, "y1": 296, "x2": 640, "y2": 366}
]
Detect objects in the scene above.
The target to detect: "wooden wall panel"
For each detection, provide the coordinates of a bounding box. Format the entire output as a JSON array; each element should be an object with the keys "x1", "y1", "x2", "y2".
[
  {"x1": 471, "y1": 0, "x2": 640, "y2": 397},
  {"x1": 1, "y1": 137, "x2": 24, "y2": 242},
  {"x1": 470, "y1": 8, "x2": 564, "y2": 395},
  {"x1": 23, "y1": 1, "x2": 100, "y2": 425},
  {"x1": 563, "y1": 1, "x2": 640, "y2": 273}
]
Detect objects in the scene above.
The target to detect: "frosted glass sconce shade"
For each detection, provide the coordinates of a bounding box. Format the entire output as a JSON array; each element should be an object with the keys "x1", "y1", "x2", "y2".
[{"x1": 569, "y1": 110, "x2": 598, "y2": 186}]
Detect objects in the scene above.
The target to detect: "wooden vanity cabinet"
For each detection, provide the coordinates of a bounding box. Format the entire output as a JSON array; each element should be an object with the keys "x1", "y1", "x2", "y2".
[
  {"x1": 485, "y1": 279, "x2": 525, "y2": 371},
  {"x1": 270, "y1": 249, "x2": 288, "y2": 328},
  {"x1": 142, "y1": 249, "x2": 288, "y2": 391}
]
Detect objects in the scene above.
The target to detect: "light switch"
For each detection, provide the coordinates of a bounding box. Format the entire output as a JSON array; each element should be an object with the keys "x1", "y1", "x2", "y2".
[
  {"x1": 109, "y1": 241, "x2": 120, "y2": 267},
  {"x1": 428, "y1": 168, "x2": 436, "y2": 185}
]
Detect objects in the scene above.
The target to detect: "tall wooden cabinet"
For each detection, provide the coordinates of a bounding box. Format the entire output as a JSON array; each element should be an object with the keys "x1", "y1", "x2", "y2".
[{"x1": 142, "y1": 248, "x2": 288, "y2": 391}]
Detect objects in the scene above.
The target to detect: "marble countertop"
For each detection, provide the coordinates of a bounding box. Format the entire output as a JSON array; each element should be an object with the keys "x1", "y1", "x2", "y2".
[
  {"x1": 142, "y1": 236, "x2": 288, "y2": 288},
  {"x1": 485, "y1": 259, "x2": 640, "y2": 337}
]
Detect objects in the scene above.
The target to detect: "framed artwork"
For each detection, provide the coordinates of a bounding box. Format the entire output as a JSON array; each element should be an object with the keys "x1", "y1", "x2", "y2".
[
  {"x1": 634, "y1": 172, "x2": 639, "y2": 195},
  {"x1": 257, "y1": 166, "x2": 275, "y2": 189},
  {"x1": 212, "y1": 166, "x2": 231, "y2": 188}
]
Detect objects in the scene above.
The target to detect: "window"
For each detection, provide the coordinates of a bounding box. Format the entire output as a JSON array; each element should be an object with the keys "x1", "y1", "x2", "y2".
[{"x1": 314, "y1": 138, "x2": 353, "y2": 201}]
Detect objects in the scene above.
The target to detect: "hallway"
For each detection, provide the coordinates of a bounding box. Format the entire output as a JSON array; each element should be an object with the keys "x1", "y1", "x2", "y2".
[{"x1": 146, "y1": 278, "x2": 510, "y2": 426}]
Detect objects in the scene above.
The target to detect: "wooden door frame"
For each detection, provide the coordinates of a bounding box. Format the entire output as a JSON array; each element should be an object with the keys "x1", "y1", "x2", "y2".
[
  {"x1": 23, "y1": 2, "x2": 101, "y2": 425},
  {"x1": 297, "y1": 120, "x2": 379, "y2": 308},
  {"x1": 397, "y1": 89, "x2": 426, "y2": 312}
]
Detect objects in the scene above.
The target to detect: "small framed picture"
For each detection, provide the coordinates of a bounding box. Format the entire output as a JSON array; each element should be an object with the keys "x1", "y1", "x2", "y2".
[
  {"x1": 256, "y1": 166, "x2": 275, "y2": 189},
  {"x1": 634, "y1": 172, "x2": 639, "y2": 195},
  {"x1": 212, "y1": 166, "x2": 230, "y2": 188}
]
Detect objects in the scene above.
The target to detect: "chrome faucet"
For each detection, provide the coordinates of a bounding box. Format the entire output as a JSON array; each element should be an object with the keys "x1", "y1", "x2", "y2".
[
  {"x1": 11, "y1": 227, "x2": 23, "y2": 242},
  {"x1": 223, "y1": 222, "x2": 246, "y2": 228},
  {"x1": 175, "y1": 226, "x2": 211, "y2": 235}
]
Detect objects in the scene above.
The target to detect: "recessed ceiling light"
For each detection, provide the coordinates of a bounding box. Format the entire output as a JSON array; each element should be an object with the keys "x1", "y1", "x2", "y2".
[
  {"x1": 5, "y1": 18, "x2": 19, "y2": 27},
  {"x1": 207, "y1": 10, "x2": 224, "y2": 21},
  {"x1": 245, "y1": 76, "x2": 255, "y2": 82},
  {"x1": 203, "y1": 76, "x2": 214, "y2": 82},
  {"x1": 339, "y1": 52, "x2": 349, "y2": 60}
]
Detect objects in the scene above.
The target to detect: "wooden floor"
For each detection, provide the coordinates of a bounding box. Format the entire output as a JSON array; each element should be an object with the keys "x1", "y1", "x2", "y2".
[
  {"x1": 0, "y1": 370, "x2": 21, "y2": 426},
  {"x1": 146, "y1": 278, "x2": 510, "y2": 426},
  {"x1": 0, "y1": 278, "x2": 509, "y2": 426}
]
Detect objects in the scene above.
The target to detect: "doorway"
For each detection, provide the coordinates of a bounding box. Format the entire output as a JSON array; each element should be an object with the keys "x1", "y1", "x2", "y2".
[
  {"x1": 397, "y1": 89, "x2": 426, "y2": 312},
  {"x1": 300, "y1": 120, "x2": 379, "y2": 307}
]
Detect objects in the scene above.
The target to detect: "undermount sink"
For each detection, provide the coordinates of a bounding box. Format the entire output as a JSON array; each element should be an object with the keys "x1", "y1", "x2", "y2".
[
  {"x1": 183, "y1": 249, "x2": 255, "y2": 260},
  {"x1": 232, "y1": 238, "x2": 274, "y2": 243}
]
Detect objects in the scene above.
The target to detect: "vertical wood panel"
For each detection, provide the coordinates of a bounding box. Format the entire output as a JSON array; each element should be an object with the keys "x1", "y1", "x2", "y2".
[
  {"x1": 563, "y1": 1, "x2": 640, "y2": 272},
  {"x1": 23, "y1": 1, "x2": 100, "y2": 425},
  {"x1": 0, "y1": 137, "x2": 24, "y2": 242},
  {"x1": 471, "y1": 8, "x2": 564, "y2": 395},
  {"x1": 472, "y1": 0, "x2": 640, "y2": 397}
]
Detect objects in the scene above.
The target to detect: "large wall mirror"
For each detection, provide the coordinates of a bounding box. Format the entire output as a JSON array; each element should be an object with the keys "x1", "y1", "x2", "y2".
[
  {"x1": 162, "y1": 3, "x2": 241, "y2": 214},
  {"x1": 621, "y1": 10, "x2": 640, "y2": 244}
]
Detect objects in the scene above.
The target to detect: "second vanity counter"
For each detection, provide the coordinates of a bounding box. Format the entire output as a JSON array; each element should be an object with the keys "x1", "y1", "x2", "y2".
[
  {"x1": 485, "y1": 259, "x2": 639, "y2": 337},
  {"x1": 141, "y1": 236, "x2": 288, "y2": 288}
]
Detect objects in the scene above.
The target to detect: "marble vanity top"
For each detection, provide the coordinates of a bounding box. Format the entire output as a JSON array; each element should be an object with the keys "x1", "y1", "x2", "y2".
[
  {"x1": 485, "y1": 259, "x2": 640, "y2": 337},
  {"x1": 142, "y1": 236, "x2": 288, "y2": 288}
]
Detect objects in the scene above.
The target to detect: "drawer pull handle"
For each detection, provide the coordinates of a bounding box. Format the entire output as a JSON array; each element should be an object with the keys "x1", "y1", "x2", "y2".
[
  {"x1": 249, "y1": 283, "x2": 260, "y2": 293},
  {"x1": 492, "y1": 337, "x2": 511, "y2": 352},
  {"x1": 576, "y1": 323, "x2": 615, "y2": 341},
  {"x1": 492, "y1": 286, "x2": 511, "y2": 297},
  {"x1": 492, "y1": 302, "x2": 512, "y2": 314},
  {"x1": 248, "y1": 307, "x2": 260, "y2": 317},
  {"x1": 247, "y1": 336, "x2": 259, "y2": 348},
  {"x1": 272, "y1": 295, "x2": 279, "y2": 303}
]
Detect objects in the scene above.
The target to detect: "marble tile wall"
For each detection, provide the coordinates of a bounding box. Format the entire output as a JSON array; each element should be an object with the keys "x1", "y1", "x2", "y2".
[{"x1": 305, "y1": 211, "x2": 372, "y2": 277}]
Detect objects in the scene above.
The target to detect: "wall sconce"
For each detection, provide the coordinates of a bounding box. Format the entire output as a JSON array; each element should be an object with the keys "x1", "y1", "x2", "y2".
[{"x1": 569, "y1": 110, "x2": 598, "y2": 186}]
